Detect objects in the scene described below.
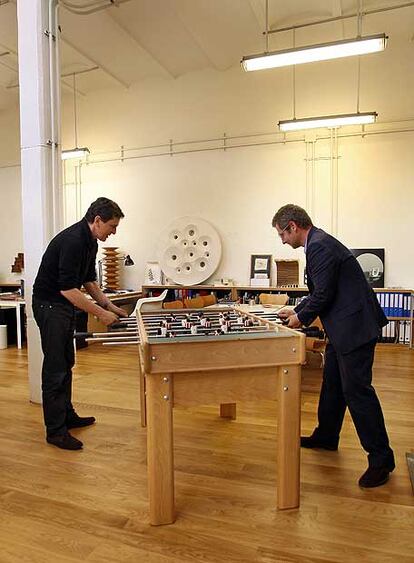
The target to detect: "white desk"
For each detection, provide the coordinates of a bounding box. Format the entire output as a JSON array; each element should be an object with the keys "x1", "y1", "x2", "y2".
[{"x1": 0, "y1": 299, "x2": 25, "y2": 349}]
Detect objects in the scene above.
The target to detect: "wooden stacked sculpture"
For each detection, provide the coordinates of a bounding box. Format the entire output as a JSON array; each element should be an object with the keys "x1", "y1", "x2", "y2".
[
  {"x1": 11, "y1": 253, "x2": 24, "y2": 274},
  {"x1": 102, "y1": 247, "x2": 121, "y2": 291}
]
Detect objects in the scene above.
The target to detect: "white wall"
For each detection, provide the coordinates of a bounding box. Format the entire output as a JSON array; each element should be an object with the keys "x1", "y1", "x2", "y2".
[
  {"x1": 0, "y1": 105, "x2": 22, "y2": 283},
  {"x1": 57, "y1": 127, "x2": 414, "y2": 290},
  {"x1": 0, "y1": 164, "x2": 23, "y2": 284},
  {"x1": 62, "y1": 140, "x2": 308, "y2": 288},
  {"x1": 1, "y1": 8, "x2": 413, "y2": 289}
]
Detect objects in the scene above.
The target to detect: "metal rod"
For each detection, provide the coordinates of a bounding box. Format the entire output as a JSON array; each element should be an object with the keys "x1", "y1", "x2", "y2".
[
  {"x1": 292, "y1": 29, "x2": 296, "y2": 119},
  {"x1": 75, "y1": 330, "x2": 137, "y2": 338},
  {"x1": 356, "y1": 0, "x2": 362, "y2": 113},
  {"x1": 77, "y1": 116, "x2": 414, "y2": 157},
  {"x1": 63, "y1": 66, "x2": 99, "y2": 78},
  {"x1": 265, "y1": 1, "x2": 414, "y2": 35},
  {"x1": 356, "y1": 56, "x2": 361, "y2": 113},
  {"x1": 60, "y1": 0, "x2": 133, "y2": 16},
  {"x1": 86, "y1": 335, "x2": 138, "y2": 342},
  {"x1": 103, "y1": 340, "x2": 140, "y2": 346},
  {"x1": 7, "y1": 122, "x2": 414, "y2": 172},
  {"x1": 102, "y1": 131, "x2": 280, "y2": 156},
  {"x1": 357, "y1": 0, "x2": 363, "y2": 37},
  {"x1": 7, "y1": 67, "x2": 97, "y2": 91},
  {"x1": 73, "y1": 73, "x2": 78, "y2": 147},
  {"x1": 61, "y1": 35, "x2": 130, "y2": 89}
]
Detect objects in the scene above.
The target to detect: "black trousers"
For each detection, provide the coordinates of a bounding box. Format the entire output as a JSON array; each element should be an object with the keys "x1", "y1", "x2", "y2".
[
  {"x1": 32, "y1": 298, "x2": 77, "y2": 437},
  {"x1": 314, "y1": 339, "x2": 394, "y2": 469}
]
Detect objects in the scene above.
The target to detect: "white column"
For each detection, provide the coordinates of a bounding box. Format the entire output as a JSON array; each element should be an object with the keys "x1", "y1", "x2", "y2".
[{"x1": 17, "y1": 0, "x2": 62, "y2": 403}]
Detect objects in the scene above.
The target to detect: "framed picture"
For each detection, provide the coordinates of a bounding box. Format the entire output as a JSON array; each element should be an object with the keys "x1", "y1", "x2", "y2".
[
  {"x1": 350, "y1": 248, "x2": 385, "y2": 288},
  {"x1": 144, "y1": 261, "x2": 163, "y2": 285},
  {"x1": 250, "y1": 254, "x2": 272, "y2": 279}
]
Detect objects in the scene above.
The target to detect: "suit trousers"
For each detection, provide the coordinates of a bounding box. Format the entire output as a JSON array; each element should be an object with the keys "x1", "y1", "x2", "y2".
[
  {"x1": 33, "y1": 298, "x2": 77, "y2": 437},
  {"x1": 315, "y1": 340, "x2": 395, "y2": 469}
]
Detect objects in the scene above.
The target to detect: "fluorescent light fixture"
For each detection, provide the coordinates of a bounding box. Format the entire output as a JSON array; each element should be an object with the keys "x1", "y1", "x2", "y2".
[
  {"x1": 61, "y1": 147, "x2": 90, "y2": 160},
  {"x1": 278, "y1": 112, "x2": 378, "y2": 132},
  {"x1": 241, "y1": 33, "x2": 387, "y2": 71}
]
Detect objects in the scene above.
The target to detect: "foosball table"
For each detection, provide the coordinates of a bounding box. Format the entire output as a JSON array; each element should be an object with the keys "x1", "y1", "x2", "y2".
[
  {"x1": 82, "y1": 305, "x2": 306, "y2": 525},
  {"x1": 131, "y1": 306, "x2": 306, "y2": 525}
]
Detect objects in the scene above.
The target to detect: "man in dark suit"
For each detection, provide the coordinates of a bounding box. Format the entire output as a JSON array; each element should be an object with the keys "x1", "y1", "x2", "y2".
[{"x1": 272, "y1": 204, "x2": 394, "y2": 488}]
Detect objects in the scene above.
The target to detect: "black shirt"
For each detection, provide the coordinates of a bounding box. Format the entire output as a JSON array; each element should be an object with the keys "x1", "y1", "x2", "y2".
[{"x1": 33, "y1": 218, "x2": 98, "y2": 303}]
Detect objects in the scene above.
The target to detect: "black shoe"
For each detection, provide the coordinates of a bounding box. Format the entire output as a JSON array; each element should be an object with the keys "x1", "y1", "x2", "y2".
[
  {"x1": 358, "y1": 465, "x2": 393, "y2": 488},
  {"x1": 300, "y1": 435, "x2": 338, "y2": 451},
  {"x1": 67, "y1": 415, "x2": 96, "y2": 429},
  {"x1": 47, "y1": 432, "x2": 83, "y2": 450}
]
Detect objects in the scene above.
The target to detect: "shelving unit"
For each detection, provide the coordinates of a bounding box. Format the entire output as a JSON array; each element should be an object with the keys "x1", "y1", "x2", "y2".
[
  {"x1": 374, "y1": 288, "x2": 413, "y2": 347},
  {"x1": 141, "y1": 285, "x2": 413, "y2": 348},
  {"x1": 141, "y1": 284, "x2": 308, "y2": 305},
  {"x1": 0, "y1": 283, "x2": 21, "y2": 292}
]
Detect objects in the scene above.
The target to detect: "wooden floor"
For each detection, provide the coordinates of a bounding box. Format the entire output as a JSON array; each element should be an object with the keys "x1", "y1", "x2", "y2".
[{"x1": 0, "y1": 343, "x2": 413, "y2": 562}]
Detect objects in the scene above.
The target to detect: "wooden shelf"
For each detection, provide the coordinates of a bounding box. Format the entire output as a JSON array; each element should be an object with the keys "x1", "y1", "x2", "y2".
[
  {"x1": 373, "y1": 288, "x2": 413, "y2": 293},
  {"x1": 142, "y1": 284, "x2": 308, "y2": 293},
  {"x1": 232, "y1": 285, "x2": 308, "y2": 293}
]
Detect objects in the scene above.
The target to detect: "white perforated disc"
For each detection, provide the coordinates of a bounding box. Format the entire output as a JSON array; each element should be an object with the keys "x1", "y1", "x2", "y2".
[{"x1": 157, "y1": 217, "x2": 222, "y2": 285}]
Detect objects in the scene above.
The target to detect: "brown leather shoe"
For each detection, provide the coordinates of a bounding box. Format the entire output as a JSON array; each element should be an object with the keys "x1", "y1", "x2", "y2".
[{"x1": 47, "y1": 432, "x2": 83, "y2": 450}]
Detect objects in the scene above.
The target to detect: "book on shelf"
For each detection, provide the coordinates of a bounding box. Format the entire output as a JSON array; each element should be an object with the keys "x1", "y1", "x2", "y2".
[{"x1": 376, "y1": 290, "x2": 412, "y2": 318}]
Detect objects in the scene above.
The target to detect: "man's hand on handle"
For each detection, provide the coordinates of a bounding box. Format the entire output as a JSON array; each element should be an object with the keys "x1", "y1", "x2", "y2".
[
  {"x1": 98, "y1": 309, "x2": 120, "y2": 327},
  {"x1": 106, "y1": 302, "x2": 128, "y2": 318},
  {"x1": 278, "y1": 307, "x2": 302, "y2": 329}
]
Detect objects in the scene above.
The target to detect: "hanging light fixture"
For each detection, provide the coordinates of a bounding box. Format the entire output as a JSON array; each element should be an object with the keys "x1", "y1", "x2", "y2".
[
  {"x1": 277, "y1": 1, "x2": 379, "y2": 132},
  {"x1": 61, "y1": 73, "x2": 90, "y2": 160},
  {"x1": 241, "y1": 0, "x2": 387, "y2": 72},
  {"x1": 61, "y1": 147, "x2": 90, "y2": 160},
  {"x1": 241, "y1": 34, "x2": 387, "y2": 72},
  {"x1": 278, "y1": 112, "x2": 377, "y2": 131}
]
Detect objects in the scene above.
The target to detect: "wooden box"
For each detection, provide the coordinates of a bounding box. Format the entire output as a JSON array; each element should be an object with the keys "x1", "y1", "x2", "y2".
[{"x1": 275, "y1": 259, "x2": 299, "y2": 286}]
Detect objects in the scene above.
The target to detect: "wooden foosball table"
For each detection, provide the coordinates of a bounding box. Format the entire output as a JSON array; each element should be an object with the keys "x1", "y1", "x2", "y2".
[{"x1": 133, "y1": 307, "x2": 305, "y2": 525}]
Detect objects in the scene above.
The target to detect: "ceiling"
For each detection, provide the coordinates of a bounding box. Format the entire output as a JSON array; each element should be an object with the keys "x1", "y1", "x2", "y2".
[{"x1": 0, "y1": 0, "x2": 411, "y2": 111}]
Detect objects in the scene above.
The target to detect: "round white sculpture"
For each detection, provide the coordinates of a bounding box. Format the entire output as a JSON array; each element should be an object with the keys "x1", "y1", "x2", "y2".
[{"x1": 157, "y1": 217, "x2": 222, "y2": 285}]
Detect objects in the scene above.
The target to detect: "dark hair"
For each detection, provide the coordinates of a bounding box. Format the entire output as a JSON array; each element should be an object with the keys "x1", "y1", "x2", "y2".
[
  {"x1": 272, "y1": 204, "x2": 313, "y2": 230},
  {"x1": 84, "y1": 197, "x2": 124, "y2": 223}
]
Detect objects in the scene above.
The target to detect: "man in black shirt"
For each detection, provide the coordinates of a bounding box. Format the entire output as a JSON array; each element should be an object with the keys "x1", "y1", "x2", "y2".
[{"x1": 33, "y1": 197, "x2": 127, "y2": 450}]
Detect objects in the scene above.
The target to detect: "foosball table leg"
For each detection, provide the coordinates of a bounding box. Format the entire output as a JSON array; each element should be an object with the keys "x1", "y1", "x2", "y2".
[
  {"x1": 146, "y1": 373, "x2": 175, "y2": 525},
  {"x1": 138, "y1": 351, "x2": 147, "y2": 427},
  {"x1": 276, "y1": 364, "x2": 301, "y2": 510}
]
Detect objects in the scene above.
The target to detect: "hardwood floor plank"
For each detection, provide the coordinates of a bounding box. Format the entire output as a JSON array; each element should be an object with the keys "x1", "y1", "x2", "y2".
[
  {"x1": 0, "y1": 344, "x2": 413, "y2": 562},
  {"x1": 0, "y1": 514, "x2": 100, "y2": 561}
]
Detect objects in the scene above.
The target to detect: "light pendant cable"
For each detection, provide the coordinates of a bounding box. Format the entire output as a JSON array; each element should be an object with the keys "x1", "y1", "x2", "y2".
[
  {"x1": 60, "y1": 0, "x2": 132, "y2": 16},
  {"x1": 62, "y1": 73, "x2": 90, "y2": 160},
  {"x1": 278, "y1": 0, "x2": 378, "y2": 131},
  {"x1": 292, "y1": 29, "x2": 296, "y2": 121},
  {"x1": 356, "y1": 0, "x2": 362, "y2": 115}
]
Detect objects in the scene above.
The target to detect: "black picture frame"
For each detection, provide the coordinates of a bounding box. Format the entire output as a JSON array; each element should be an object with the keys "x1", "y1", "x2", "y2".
[
  {"x1": 350, "y1": 248, "x2": 385, "y2": 288},
  {"x1": 250, "y1": 254, "x2": 272, "y2": 279}
]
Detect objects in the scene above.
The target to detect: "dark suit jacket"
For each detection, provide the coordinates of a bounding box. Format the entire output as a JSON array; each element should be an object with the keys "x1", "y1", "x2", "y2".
[{"x1": 295, "y1": 227, "x2": 387, "y2": 354}]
